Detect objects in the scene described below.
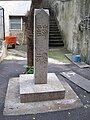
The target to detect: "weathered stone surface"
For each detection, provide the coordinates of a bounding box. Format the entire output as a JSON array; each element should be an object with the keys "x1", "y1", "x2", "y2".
[
  {"x1": 34, "y1": 9, "x2": 49, "y2": 84},
  {"x1": 3, "y1": 77, "x2": 82, "y2": 115},
  {"x1": 20, "y1": 73, "x2": 65, "y2": 102}
]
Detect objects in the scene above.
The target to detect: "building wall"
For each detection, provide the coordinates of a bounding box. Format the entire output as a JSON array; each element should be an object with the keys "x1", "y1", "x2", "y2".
[
  {"x1": 48, "y1": 0, "x2": 90, "y2": 62},
  {"x1": 9, "y1": 17, "x2": 26, "y2": 44},
  {"x1": 0, "y1": 1, "x2": 31, "y2": 44}
]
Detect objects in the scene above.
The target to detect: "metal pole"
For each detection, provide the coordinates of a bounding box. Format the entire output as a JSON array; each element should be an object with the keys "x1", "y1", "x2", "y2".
[{"x1": 3, "y1": 8, "x2": 5, "y2": 40}]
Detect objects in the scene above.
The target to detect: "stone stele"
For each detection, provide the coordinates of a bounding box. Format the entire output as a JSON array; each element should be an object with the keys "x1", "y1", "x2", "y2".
[
  {"x1": 20, "y1": 9, "x2": 65, "y2": 103},
  {"x1": 34, "y1": 9, "x2": 49, "y2": 84}
]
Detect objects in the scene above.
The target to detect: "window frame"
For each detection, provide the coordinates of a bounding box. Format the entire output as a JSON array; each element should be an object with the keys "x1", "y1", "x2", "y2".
[{"x1": 9, "y1": 16, "x2": 22, "y2": 30}]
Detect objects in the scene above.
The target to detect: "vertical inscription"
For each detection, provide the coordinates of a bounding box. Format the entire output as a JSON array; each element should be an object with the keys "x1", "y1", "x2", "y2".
[
  {"x1": 35, "y1": 52, "x2": 47, "y2": 63},
  {"x1": 34, "y1": 9, "x2": 49, "y2": 84},
  {"x1": 36, "y1": 24, "x2": 48, "y2": 37}
]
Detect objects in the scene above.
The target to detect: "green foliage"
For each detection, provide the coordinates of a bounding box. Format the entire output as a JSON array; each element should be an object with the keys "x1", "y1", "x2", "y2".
[
  {"x1": 48, "y1": 47, "x2": 70, "y2": 63},
  {"x1": 24, "y1": 65, "x2": 34, "y2": 74}
]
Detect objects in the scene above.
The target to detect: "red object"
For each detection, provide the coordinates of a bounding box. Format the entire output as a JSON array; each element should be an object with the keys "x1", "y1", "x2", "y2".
[{"x1": 5, "y1": 36, "x2": 16, "y2": 45}]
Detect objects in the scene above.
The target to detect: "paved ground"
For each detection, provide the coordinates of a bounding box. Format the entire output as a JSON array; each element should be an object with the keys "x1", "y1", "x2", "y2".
[{"x1": 0, "y1": 47, "x2": 90, "y2": 119}]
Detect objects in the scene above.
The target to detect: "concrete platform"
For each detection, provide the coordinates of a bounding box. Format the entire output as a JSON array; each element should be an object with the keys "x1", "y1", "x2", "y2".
[
  {"x1": 20, "y1": 73, "x2": 65, "y2": 102},
  {"x1": 3, "y1": 75, "x2": 83, "y2": 115}
]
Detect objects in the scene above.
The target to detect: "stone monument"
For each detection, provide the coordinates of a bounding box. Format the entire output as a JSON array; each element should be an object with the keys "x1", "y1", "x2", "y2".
[
  {"x1": 20, "y1": 9, "x2": 65, "y2": 103},
  {"x1": 34, "y1": 9, "x2": 49, "y2": 84},
  {"x1": 3, "y1": 9, "x2": 82, "y2": 116}
]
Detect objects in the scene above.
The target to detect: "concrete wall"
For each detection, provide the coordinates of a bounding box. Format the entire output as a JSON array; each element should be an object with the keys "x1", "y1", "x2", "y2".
[
  {"x1": 48, "y1": 0, "x2": 90, "y2": 62},
  {"x1": 0, "y1": 1, "x2": 31, "y2": 44}
]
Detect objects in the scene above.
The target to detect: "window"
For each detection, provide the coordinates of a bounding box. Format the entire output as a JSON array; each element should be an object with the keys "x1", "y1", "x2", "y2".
[{"x1": 9, "y1": 16, "x2": 22, "y2": 30}]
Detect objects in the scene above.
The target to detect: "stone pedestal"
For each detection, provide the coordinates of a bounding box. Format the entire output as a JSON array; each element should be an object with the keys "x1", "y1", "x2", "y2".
[
  {"x1": 20, "y1": 73, "x2": 65, "y2": 103},
  {"x1": 4, "y1": 76, "x2": 82, "y2": 115}
]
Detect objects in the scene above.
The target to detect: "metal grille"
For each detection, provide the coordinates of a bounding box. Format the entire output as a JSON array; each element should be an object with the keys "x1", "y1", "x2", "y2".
[
  {"x1": 0, "y1": 6, "x2": 5, "y2": 52},
  {"x1": 79, "y1": 16, "x2": 90, "y2": 31}
]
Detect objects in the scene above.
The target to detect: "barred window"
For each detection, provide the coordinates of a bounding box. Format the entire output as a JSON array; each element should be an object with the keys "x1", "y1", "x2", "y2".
[{"x1": 9, "y1": 16, "x2": 21, "y2": 30}]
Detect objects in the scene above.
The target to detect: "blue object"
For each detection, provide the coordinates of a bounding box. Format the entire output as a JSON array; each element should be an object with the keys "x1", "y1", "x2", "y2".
[{"x1": 73, "y1": 54, "x2": 81, "y2": 62}]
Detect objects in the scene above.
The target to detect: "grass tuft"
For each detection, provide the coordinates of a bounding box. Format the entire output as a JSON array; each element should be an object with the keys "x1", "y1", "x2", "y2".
[{"x1": 48, "y1": 47, "x2": 70, "y2": 63}]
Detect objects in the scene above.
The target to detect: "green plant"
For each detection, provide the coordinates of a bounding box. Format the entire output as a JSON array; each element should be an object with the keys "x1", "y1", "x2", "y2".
[{"x1": 24, "y1": 65, "x2": 34, "y2": 74}]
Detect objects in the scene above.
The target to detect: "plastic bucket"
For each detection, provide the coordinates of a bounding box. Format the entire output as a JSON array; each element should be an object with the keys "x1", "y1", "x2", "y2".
[{"x1": 73, "y1": 54, "x2": 81, "y2": 62}]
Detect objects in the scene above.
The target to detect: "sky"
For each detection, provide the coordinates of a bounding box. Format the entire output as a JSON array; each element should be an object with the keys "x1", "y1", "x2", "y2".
[{"x1": 0, "y1": 1, "x2": 31, "y2": 15}]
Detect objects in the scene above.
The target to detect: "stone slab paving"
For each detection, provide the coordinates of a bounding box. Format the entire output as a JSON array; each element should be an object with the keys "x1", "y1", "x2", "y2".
[{"x1": 61, "y1": 70, "x2": 90, "y2": 93}]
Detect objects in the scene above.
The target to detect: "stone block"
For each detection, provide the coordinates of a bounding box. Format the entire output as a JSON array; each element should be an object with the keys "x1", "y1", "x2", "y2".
[{"x1": 20, "y1": 73, "x2": 65, "y2": 102}]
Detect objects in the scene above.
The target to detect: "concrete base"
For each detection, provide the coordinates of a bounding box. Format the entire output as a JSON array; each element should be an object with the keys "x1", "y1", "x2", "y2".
[
  {"x1": 3, "y1": 76, "x2": 83, "y2": 115},
  {"x1": 20, "y1": 73, "x2": 65, "y2": 102}
]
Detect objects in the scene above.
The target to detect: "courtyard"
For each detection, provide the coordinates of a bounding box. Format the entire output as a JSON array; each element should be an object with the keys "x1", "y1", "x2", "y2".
[
  {"x1": 0, "y1": 0, "x2": 90, "y2": 119},
  {"x1": 0, "y1": 44, "x2": 90, "y2": 119}
]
